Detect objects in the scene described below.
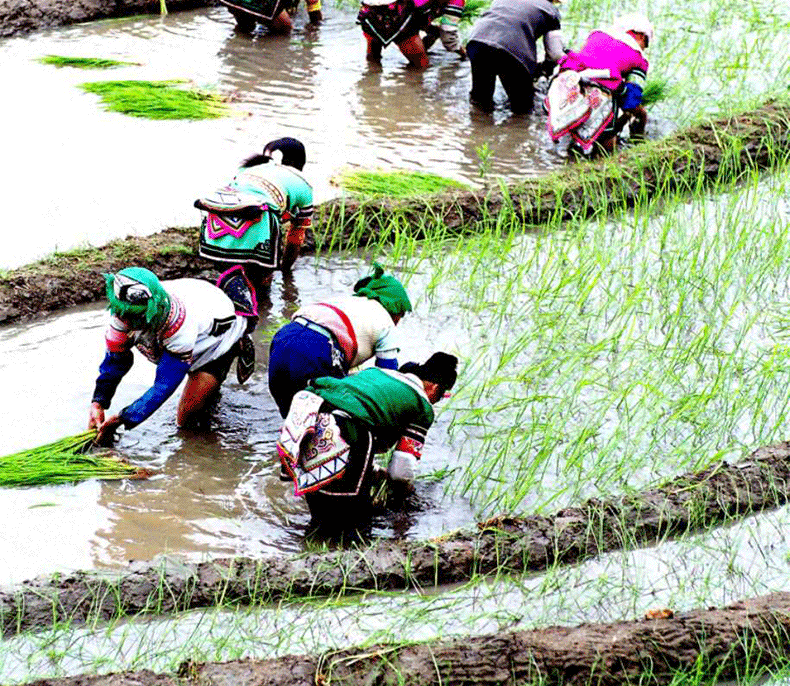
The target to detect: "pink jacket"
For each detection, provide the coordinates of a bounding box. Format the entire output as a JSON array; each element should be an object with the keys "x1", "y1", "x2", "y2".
[{"x1": 559, "y1": 28, "x2": 648, "y2": 91}]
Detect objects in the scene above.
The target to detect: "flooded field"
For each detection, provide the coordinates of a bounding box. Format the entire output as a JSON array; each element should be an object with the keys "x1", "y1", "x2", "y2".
[
  {"x1": 3, "y1": 0, "x2": 790, "y2": 683},
  {"x1": 0, "y1": 3, "x2": 570, "y2": 270},
  {"x1": 0, "y1": 256, "x2": 475, "y2": 587}
]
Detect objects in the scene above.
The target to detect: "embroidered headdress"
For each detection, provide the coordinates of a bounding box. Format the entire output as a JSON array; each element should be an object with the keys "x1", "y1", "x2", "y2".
[
  {"x1": 104, "y1": 267, "x2": 170, "y2": 327},
  {"x1": 353, "y1": 262, "x2": 412, "y2": 316}
]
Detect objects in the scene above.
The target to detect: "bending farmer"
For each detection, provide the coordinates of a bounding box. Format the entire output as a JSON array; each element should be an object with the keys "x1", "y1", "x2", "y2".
[
  {"x1": 196, "y1": 137, "x2": 313, "y2": 300},
  {"x1": 358, "y1": 0, "x2": 466, "y2": 69},
  {"x1": 545, "y1": 13, "x2": 652, "y2": 154},
  {"x1": 277, "y1": 352, "x2": 458, "y2": 526},
  {"x1": 268, "y1": 262, "x2": 412, "y2": 417},
  {"x1": 89, "y1": 268, "x2": 251, "y2": 445},
  {"x1": 466, "y1": 0, "x2": 565, "y2": 113}
]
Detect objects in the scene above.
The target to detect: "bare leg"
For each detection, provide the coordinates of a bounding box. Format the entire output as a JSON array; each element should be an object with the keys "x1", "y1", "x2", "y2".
[
  {"x1": 397, "y1": 33, "x2": 429, "y2": 70},
  {"x1": 365, "y1": 33, "x2": 383, "y2": 62},
  {"x1": 269, "y1": 9, "x2": 293, "y2": 34},
  {"x1": 177, "y1": 371, "x2": 222, "y2": 426},
  {"x1": 627, "y1": 105, "x2": 647, "y2": 138}
]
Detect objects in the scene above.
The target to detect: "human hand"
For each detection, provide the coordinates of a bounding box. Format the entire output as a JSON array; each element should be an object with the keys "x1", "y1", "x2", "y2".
[
  {"x1": 387, "y1": 450, "x2": 417, "y2": 483},
  {"x1": 95, "y1": 414, "x2": 123, "y2": 446},
  {"x1": 457, "y1": 45, "x2": 467, "y2": 60},
  {"x1": 88, "y1": 402, "x2": 105, "y2": 430}
]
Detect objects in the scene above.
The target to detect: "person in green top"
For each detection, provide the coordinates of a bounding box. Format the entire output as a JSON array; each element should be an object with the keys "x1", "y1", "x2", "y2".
[{"x1": 277, "y1": 352, "x2": 458, "y2": 528}]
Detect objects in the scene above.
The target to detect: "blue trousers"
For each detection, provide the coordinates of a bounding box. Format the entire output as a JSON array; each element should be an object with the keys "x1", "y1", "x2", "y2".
[{"x1": 268, "y1": 321, "x2": 346, "y2": 418}]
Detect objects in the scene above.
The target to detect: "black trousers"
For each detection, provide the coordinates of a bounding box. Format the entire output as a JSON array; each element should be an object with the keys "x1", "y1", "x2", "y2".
[{"x1": 467, "y1": 40, "x2": 536, "y2": 114}]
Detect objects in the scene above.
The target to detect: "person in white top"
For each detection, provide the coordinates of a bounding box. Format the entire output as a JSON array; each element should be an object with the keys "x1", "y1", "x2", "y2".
[
  {"x1": 267, "y1": 262, "x2": 412, "y2": 417},
  {"x1": 88, "y1": 268, "x2": 248, "y2": 444}
]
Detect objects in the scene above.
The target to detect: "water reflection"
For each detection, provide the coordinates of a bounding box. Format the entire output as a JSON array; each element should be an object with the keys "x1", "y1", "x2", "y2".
[
  {"x1": 0, "y1": 5, "x2": 570, "y2": 269},
  {"x1": 0, "y1": 259, "x2": 476, "y2": 585}
]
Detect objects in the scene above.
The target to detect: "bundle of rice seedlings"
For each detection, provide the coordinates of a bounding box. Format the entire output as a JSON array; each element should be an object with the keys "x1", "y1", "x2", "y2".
[
  {"x1": 160, "y1": 0, "x2": 168, "y2": 15},
  {"x1": 336, "y1": 169, "x2": 471, "y2": 198},
  {"x1": 641, "y1": 78, "x2": 670, "y2": 106},
  {"x1": 0, "y1": 431, "x2": 150, "y2": 488},
  {"x1": 38, "y1": 55, "x2": 138, "y2": 69},
  {"x1": 78, "y1": 80, "x2": 229, "y2": 120}
]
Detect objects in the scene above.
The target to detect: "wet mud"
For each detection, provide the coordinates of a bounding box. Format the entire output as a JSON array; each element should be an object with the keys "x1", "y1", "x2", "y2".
[
  {"x1": 21, "y1": 591, "x2": 790, "y2": 686},
  {"x1": 3, "y1": 441, "x2": 789, "y2": 638},
  {"x1": 2, "y1": 100, "x2": 789, "y2": 325},
  {"x1": 0, "y1": 0, "x2": 214, "y2": 38}
]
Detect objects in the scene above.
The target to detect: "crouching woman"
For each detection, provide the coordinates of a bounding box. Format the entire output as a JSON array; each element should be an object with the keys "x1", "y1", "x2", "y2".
[
  {"x1": 88, "y1": 268, "x2": 252, "y2": 445},
  {"x1": 277, "y1": 353, "x2": 458, "y2": 528}
]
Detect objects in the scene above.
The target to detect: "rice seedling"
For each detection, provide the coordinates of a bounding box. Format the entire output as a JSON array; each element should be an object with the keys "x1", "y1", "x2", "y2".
[
  {"x1": 0, "y1": 430, "x2": 148, "y2": 487},
  {"x1": 37, "y1": 55, "x2": 138, "y2": 69},
  {"x1": 334, "y1": 169, "x2": 471, "y2": 198},
  {"x1": 78, "y1": 80, "x2": 229, "y2": 120},
  {"x1": 641, "y1": 78, "x2": 671, "y2": 106}
]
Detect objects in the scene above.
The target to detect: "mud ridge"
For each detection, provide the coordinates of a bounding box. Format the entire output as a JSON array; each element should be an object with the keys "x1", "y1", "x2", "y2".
[
  {"x1": 0, "y1": 0, "x2": 215, "y2": 38},
  {"x1": 2, "y1": 441, "x2": 789, "y2": 637},
  {"x1": 21, "y1": 591, "x2": 790, "y2": 686},
  {"x1": 2, "y1": 100, "x2": 789, "y2": 325}
]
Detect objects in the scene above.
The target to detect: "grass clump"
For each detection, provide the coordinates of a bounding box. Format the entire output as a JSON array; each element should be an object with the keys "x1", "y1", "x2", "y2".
[
  {"x1": 336, "y1": 169, "x2": 470, "y2": 198},
  {"x1": 0, "y1": 431, "x2": 149, "y2": 487},
  {"x1": 78, "y1": 80, "x2": 229, "y2": 120},
  {"x1": 38, "y1": 55, "x2": 138, "y2": 69}
]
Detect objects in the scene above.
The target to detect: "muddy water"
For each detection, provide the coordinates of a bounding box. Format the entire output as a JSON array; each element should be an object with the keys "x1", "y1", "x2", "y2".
[
  {"x1": 0, "y1": 4, "x2": 568, "y2": 270},
  {"x1": 0, "y1": 257, "x2": 475, "y2": 586}
]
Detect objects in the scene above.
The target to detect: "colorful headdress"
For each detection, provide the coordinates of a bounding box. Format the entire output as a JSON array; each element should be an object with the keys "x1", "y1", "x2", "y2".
[
  {"x1": 353, "y1": 262, "x2": 412, "y2": 316},
  {"x1": 104, "y1": 267, "x2": 170, "y2": 327}
]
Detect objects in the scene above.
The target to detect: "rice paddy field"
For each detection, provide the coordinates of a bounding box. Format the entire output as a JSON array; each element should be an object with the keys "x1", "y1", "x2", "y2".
[{"x1": 2, "y1": 0, "x2": 790, "y2": 682}]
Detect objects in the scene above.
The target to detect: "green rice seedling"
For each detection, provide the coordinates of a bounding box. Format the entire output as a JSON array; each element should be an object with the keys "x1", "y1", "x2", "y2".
[
  {"x1": 0, "y1": 431, "x2": 148, "y2": 487},
  {"x1": 335, "y1": 169, "x2": 470, "y2": 199},
  {"x1": 37, "y1": 55, "x2": 138, "y2": 69},
  {"x1": 641, "y1": 78, "x2": 671, "y2": 106},
  {"x1": 78, "y1": 80, "x2": 229, "y2": 120}
]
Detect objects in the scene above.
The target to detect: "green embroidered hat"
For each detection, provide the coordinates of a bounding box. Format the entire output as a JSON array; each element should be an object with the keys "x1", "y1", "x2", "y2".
[
  {"x1": 353, "y1": 262, "x2": 412, "y2": 316},
  {"x1": 104, "y1": 267, "x2": 170, "y2": 327}
]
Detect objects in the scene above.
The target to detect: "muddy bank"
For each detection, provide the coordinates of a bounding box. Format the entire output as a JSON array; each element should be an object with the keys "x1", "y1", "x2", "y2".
[
  {"x1": 2, "y1": 441, "x2": 789, "y2": 637},
  {"x1": 0, "y1": 228, "x2": 319, "y2": 324},
  {"x1": 319, "y1": 98, "x2": 790, "y2": 242},
  {"x1": 2, "y1": 99, "x2": 789, "y2": 325},
  {"x1": 22, "y1": 591, "x2": 790, "y2": 686},
  {"x1": 0, "y1": 0, "x2": 214, "y2": 38}
]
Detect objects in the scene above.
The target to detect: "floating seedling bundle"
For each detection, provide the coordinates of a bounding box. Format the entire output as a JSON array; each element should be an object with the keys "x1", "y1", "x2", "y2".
[
  {"x1": 79, "y1": 80, "x2": 229, "y2": 120},
  {"x1": 0, "y1": 430, "x2": 149, "y2": 488}
]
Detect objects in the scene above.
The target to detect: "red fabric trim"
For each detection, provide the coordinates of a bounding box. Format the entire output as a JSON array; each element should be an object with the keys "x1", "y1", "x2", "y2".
[{"x1": 317, "y1": 302, "x2": 358, "y2": 363}]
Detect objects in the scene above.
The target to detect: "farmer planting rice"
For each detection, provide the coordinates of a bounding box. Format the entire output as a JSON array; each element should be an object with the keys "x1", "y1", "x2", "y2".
[
  {"x1": 195, "y1": 137, "x2": 313, "y2": 301},
  {"x1": 358, "y1": 0, "x2": 466, "y2": 70},
  {"x1": 278, "y1": 352, "x2": 457, "y2": 528},
  {"x1": 545, "y1": 12, "x2": 653, "y2": 154},
  {"x1": 267, "y1": 262, "x2": 411, "y2": 417},
  {"x1": 89, "y1": 267, "x2": 254, "y2": 445},
  {"x1": 219, "y1": 0, "x2": 322, "y2": 34},
  {"x1": 466, "y1": 0, "x2": 566, "y2": 114}
]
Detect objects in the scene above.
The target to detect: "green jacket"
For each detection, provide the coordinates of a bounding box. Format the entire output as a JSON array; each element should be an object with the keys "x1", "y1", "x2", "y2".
[{"x1": 308, "y1": 367, "x2": 434, "y2": 449}]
